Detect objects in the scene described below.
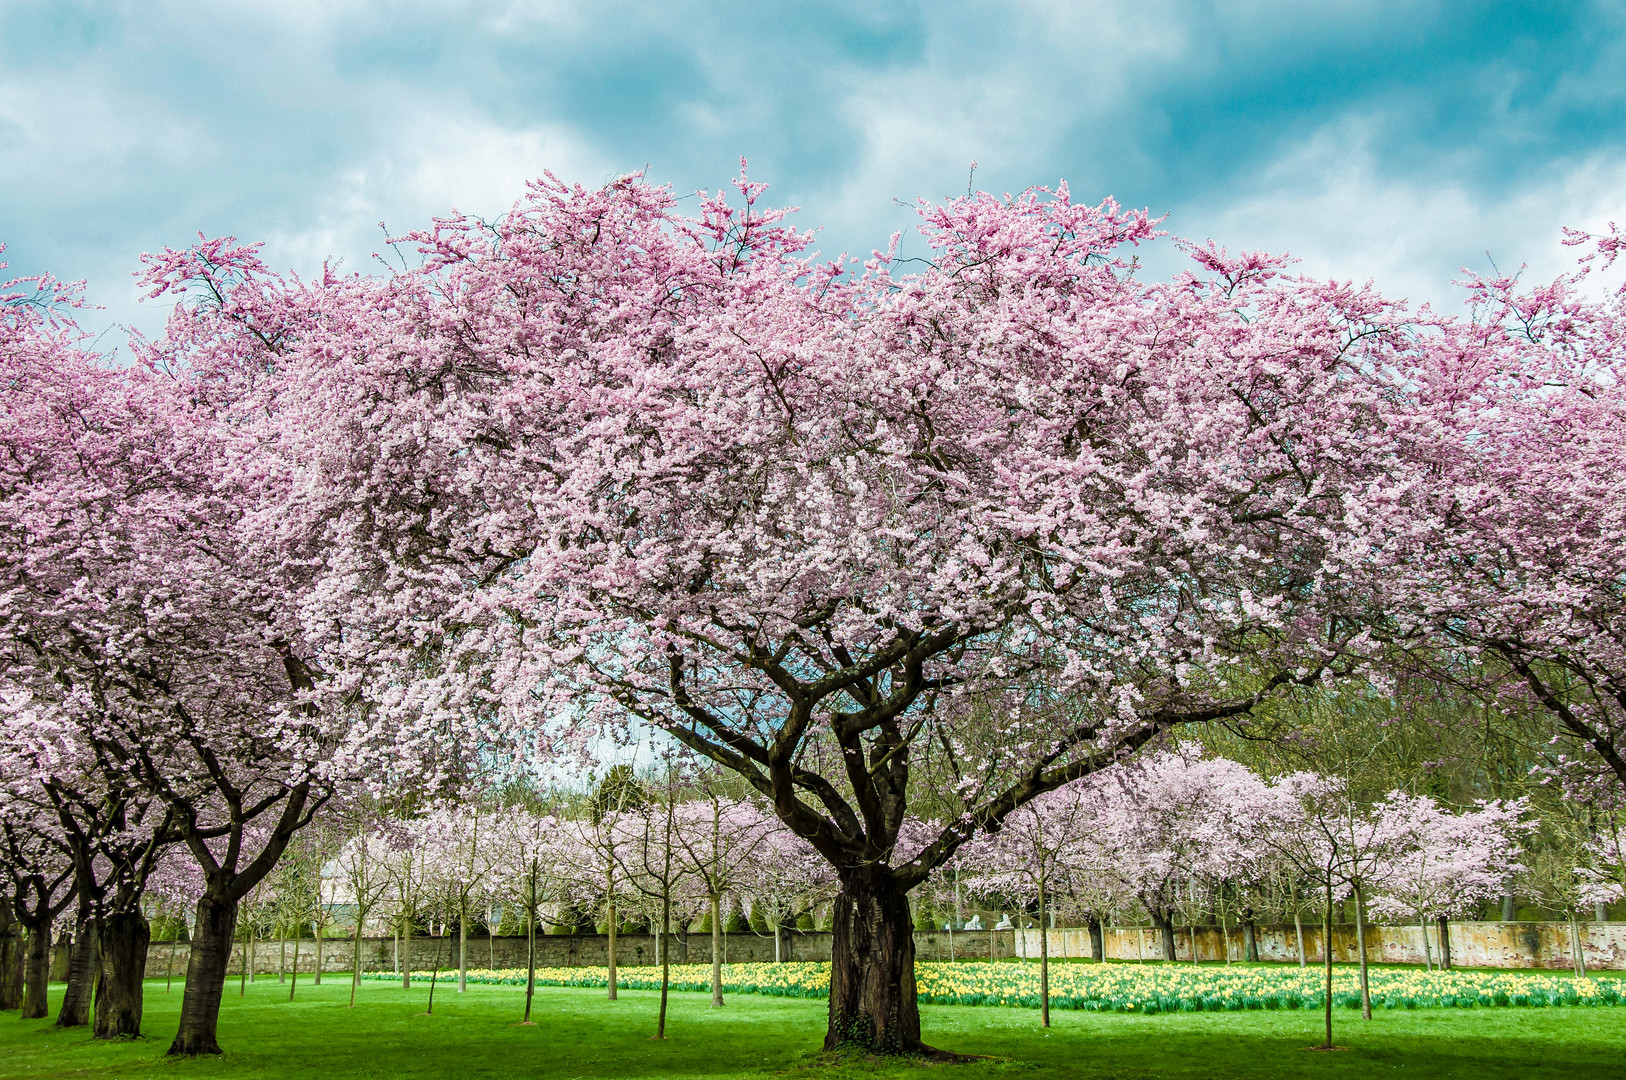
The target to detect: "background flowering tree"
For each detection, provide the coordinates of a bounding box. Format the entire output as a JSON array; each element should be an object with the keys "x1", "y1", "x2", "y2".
[{"x1": 1367, "y1": 793, "x2": 1528, "y2": 970}]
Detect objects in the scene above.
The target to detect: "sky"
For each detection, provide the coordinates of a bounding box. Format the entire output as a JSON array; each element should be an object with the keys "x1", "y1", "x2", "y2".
[{"x1": 3, "y1": 0, "x2": 1625, "y2": 344}]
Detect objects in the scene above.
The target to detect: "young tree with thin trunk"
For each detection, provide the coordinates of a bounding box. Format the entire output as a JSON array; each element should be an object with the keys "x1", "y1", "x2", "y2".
[
  {"x1": 615, "y1": 766, "x2": 693, "y2": 1041},
  {"x1": 490, "y1": 808, "x2": 564, "y2": 1024},
  {"x1": 330, "y1": 825, "x2": 395, "y2": 1006},
  {"x1": 670, "y1": 788, "x2": 773, "y2": 1008}
]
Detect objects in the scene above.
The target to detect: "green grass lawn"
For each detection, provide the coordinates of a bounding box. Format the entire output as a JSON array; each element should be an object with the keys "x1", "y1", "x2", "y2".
[{"x1": 1, "y1": 972, "x2": 1622, "y2": 1080}]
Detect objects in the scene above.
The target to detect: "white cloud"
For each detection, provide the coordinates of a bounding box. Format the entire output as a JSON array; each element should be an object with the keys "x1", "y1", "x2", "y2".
[
  {"x1": 1170, "y1": 114, "x2": 1626, "y2": 309},
  {"x1": 260, "y1": 114, "x2": 613, "y2": 276}
]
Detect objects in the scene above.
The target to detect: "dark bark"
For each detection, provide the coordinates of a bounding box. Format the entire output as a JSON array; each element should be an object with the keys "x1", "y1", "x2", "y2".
[
  {"x1": 825, "y1": 872, "x2": 921, "y2": 1054},
  {"x1": 20, "y1": 921, "x2": 51, "y2": 1019},
  {"x1": 1241, "y1": 911, "x2": 1259, "y2": 962},
  {"x1": 94, "y1": 908, "x2": 150, "y2": 1039},
  {"x1": 56, "y1": 914, "x2": 99, "y2": 1028},
  {"x1": 50, "y1": 933, "x2": 71, "y2": 981},
  {"x1": 1087, "y1": 915, "x2": 1104, "y2": 962},
  {"x1": 167, "y1": 894, "x2": 238, "y2": 1056},
  {"x1": 0, "y1": 907, "x2": 22, "y2": 1011},
  {"x1": 1150, "y1": 909, "x2": 1177, "y2": 962},
  {"x1": 1435, "y1": 915, "x2": 1452, "y2": 970}
]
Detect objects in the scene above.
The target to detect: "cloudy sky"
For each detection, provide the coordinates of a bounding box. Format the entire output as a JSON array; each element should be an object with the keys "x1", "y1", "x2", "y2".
[{"x1": 3, "y1": 0, "x2": 1623, "y2": 342}]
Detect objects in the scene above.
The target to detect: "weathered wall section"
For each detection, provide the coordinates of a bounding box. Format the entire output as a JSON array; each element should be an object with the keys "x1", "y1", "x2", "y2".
[
  {"x1": 1016, "y1": 921, "x2": 1626, "y2": 971},
  {"x1": 142, "y1": 921, "x2": 1625, "y2": 978},
  {"x1": 141, "y1": 927, "x2": 1021, "y2": 979}
]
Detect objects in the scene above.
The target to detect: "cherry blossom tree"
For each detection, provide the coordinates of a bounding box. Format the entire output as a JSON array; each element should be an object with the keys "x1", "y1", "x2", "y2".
[
  {"x1": 1259, "y1": 771, "x2": 1350, "y2": 1050},
  {"x1": 283, "y1": 169, "x2": 1428, "y2": 1054},
  {"x1": 1366, "y1": 793, "x2": 1528, "y2": 970},
  {"x1": 488, "y1": 807, "x2": 567, "y2": 1024},
  {"x1": 959, "y1": 784, "x2": 1095, "y2": 1026},
  {"x1": 0, "y1": 778, "x2": 75, "y2": 1020},
  {"x1": 670, "y1": 791, "x2": 775, "y2": 1007},
  {"x1": 1378, "y1": 230, "x2": 1626, "y2": 806},
  {"x1": 735, "y1": 816, "x2": 835, "y2": 963}
]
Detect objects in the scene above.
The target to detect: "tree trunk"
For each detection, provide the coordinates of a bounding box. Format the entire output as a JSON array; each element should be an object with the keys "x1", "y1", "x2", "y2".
[
  {"x1": 93, "y1": 908, "x2": 150, "y2": 1039},
  {"x1": 1435, "y1": 915, "x2": 1452, "y2": 970},
  {"x1": 606, "y1": 892, "x2": 618, "y2": 1001},
  {"x1": 57, "y1": 915, "x2": 99, "y2": 1028},
  {"x1": 1320, "y1": 875, "x2": 1334, "y2": 1050},
  {"x1": 0, "y1": 906, "x2": 23, "y2": 1011},
  {"x1": 1567, "y1": 911, "x2": 1587, "y2": 977},
  {"x1": 168, "y1": 894, "x2": 238, "y2": 1056},
  {"x1": 825, "y1": 872, "x2": 922, "y2": 1055},
  {"x1": 1150, "y1": 910, "x2": 1177, "y2": 962},
  {"x1": 349, "y1": 920, "x2": 364, "y2": 1007},
  {"x1": 1241, "y1": 911, "x2": 1258, "y2": 963},
  {"x1": 313, "y1": 923, "x2": 323, "y2": 986},
  {"x1": 1353, "y1": 883, "x2": 1371, "y2": 1021},
  {"x1": 1595, "y1": 902, "x2": 1609, "y2": 923},
  {"x1": 279, "y1": 925, "x2": 287, "y2": 984},
  {"x1": 522, "y1": 900, "x2": 537, "y2": 1024},
  {"x1": 400, "y1": 918, "x2": 411, "y2": 990},
  {"x1": 656, "y1": 887, "x2": 671, "y2": 1039},
  {"x1": 1087, "y1": 915, "x2": 1104, "y2": 963},
  {"x1": 1037, "y1": 877, "x2": 1050, "y2": 1028},
  {"x1": 289, "y1": 932, "x2": 300, "y2": 999},
  {"x1": 1419, "y1": 914, "x2": 1433, "y2": 970},
  {"x1": 709, "y1": 893, "x2": 724, "y2": 1008},
  {"x1": 20, "y1": 920, "x2": 50, "y2": 1019},
  {"x1": 1500, "y1": 893, "x2": 1516, "y2": 921},
  {"x1": 457, "y1": 910, "x2": 467, "y2": 993}
]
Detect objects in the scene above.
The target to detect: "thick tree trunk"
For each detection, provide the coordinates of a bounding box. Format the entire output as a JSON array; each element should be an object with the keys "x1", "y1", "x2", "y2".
[
  {"x1": 0, "y1": 905, "x2": 22, "y2": 1011},
  {"x1": 1242, "y1": 915, "x2": 1258, "y2": 963},
  {"x1": 1150, "y1": 910, "x2": 1177, "y2": 962},
  {"x1": 20, "y1": 921, "x2": 51, "y2": 1019},
  {"x1": 1435, "y1": 915, "x2": 1452, "y2": 970},
  {"x1": 57, "y1": 916, "x2": 99, "y2": 1028},
  {"x1": 94, "y1": 908, "x2": 150, "y2": 1039},
  {"x1": 167, "y1": 894, "x2": 238, "y2": 1056},
  {"x1": 825, "y1": 873, "x2": 922, "y2": 1055},
  {"x1": 1087, "y1": 915, "x2": 1104, "y2": 962},
  {"x1": 1501, "y1": 893, "x2": 1516, "y2": 921}
]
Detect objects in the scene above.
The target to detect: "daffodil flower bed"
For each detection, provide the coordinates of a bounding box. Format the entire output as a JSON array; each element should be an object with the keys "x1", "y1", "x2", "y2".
[{"x1": 361, "y1": 962, "x2": 1625, "y2": 1013}]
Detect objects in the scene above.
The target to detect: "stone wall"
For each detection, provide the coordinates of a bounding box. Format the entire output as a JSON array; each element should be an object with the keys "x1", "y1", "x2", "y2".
[
  {"x1": 141, "y1": 920, "x2": 1626, "y2": 979},
  {"x1": 1016, "y1": 921, "x2": 1626, "y2": 970},
  {"x1": 142, "y1": 927, "x2": 1021, "y2": 979}
]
